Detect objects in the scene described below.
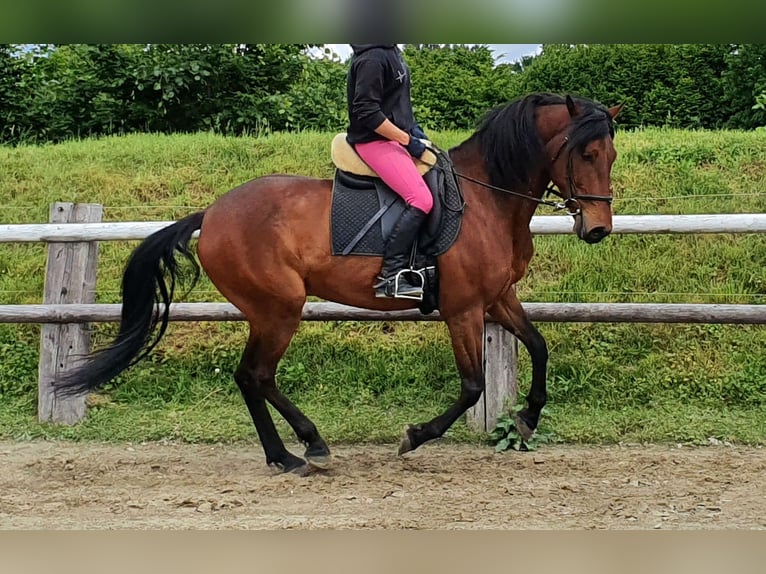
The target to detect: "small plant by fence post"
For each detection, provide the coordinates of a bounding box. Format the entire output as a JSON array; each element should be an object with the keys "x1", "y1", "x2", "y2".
[{"x1": 38, "y1": 202, "x2": 102, "y2": 424}]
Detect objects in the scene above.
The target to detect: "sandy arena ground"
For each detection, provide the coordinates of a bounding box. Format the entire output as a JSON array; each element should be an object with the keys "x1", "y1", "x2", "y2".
[{"x1": 1, "y1": 440, "x2": 764, "y2": 529}]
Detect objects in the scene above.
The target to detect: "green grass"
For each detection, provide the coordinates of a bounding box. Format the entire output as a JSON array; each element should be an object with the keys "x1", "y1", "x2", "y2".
[{"x1": 1, "y1": 128, "x2": 765, "y2": 446}]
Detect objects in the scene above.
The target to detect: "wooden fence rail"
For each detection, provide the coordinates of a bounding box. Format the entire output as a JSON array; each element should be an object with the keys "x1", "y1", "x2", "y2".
[
  {"x1": 1, "y1": 205, "x2": 765, "y2": 431},
  {"x1": 2, "y1": 302, "x2": 765, "y2": 325},
  {"x1": 3, "y1": 213, "x2": 766, "y2": 242}
]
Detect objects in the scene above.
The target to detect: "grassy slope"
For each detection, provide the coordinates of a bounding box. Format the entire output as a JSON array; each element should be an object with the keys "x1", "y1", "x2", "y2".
[{"x1": 0, "y1": 128, "x2": 765, "y2": 446}]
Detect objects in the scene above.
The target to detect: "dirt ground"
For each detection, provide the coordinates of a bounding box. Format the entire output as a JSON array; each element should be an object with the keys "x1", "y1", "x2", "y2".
[{"x1": 1, "y1": 440, "x2": 764, "y2": 529}]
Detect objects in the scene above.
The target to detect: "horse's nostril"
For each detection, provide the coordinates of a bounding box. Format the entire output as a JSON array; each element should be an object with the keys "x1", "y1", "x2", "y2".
[{"x1": 585, "y1": 226, "x2": 609, "y2": 243}]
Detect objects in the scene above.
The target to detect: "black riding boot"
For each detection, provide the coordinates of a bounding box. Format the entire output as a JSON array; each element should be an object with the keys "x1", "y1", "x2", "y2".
[{"x1": 374, "y1": 205, "x2": 428, "y2": 298}]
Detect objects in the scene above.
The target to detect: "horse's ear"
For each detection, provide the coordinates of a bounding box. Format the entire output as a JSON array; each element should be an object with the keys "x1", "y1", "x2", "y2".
[
  {"x1": 607, "y1": 103, "x2": 624, "y2": 119},
  {"x1": 566, "y1": 95, "x2": 579, "y2": 118}
]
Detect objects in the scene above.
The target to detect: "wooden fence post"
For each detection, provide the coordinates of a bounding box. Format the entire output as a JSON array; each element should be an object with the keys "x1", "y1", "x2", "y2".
[
  {"x1": 466, "y1": 322, "x2": 518, "y2": 432},
  {"x1": 38, "y1": 203, "x2": 102, "y2": 424}
]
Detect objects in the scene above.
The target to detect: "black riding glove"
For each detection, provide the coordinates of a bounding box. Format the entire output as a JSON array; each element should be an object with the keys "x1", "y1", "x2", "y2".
[
  {"x1": 404, "y1": 135, "x2": 427, "y2": 159},
  {"x1": 410, "y1": 124, "x2": 428, "y2": 141}
]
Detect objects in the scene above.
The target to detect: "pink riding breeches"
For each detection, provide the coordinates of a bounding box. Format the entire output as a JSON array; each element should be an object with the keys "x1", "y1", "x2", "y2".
[{"x1": 354, "y1": 139, "x2": 434, "y2": 214}]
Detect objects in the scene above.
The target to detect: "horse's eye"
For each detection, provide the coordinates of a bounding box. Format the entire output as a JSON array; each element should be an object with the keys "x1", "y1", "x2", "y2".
[{"x1": 582, "y1": 152, "x2": 595, "y2": 163}]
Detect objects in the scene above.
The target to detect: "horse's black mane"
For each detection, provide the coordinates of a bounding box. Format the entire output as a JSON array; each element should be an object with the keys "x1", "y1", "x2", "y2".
[{"x1": 466, "y1": 92, "x2": 615, "y2": 190}]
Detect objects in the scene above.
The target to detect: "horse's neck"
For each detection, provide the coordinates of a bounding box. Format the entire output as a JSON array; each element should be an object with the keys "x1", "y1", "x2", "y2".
[{"x1": 450, "y1": 144, "x2": 548, "y2": 232}]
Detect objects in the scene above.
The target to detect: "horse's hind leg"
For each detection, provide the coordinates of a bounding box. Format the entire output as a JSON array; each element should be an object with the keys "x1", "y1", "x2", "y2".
[
  {"x1": 238, "y1": 302, "x2": 331, "y2": 470},
  {"x1": 262, "y1": 382, "x2": 332, "y2": 469},
  {"x1": 488, "y1": 291, "x2": 548, "y2": 441},
  {"x1": 235, "y1": 333, "x2": 307, "y2": 474},
  {"x1": 399, "y1": 307, "x2": 486, "y2": 454}
]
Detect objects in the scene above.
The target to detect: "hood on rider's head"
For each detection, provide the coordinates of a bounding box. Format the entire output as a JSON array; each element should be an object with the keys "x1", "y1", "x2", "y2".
[{"x1": 350, "y1": 44, "x2": 397, "y2": 55}]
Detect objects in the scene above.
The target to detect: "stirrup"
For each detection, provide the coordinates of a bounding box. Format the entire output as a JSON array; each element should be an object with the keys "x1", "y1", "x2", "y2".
[{"x1": 374, "y1": 268, "x2": 431, "y2": 301}]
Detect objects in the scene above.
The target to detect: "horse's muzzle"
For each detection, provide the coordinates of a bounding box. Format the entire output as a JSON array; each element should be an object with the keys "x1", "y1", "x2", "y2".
[{"x1": 581, "y1": 225, "x2": 611, "y2": 244}]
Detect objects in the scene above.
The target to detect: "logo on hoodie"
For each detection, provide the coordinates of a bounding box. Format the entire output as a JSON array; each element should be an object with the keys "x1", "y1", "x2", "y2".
[{"x1": 395, "y1": 69, "x2": 406, "y2": 83}]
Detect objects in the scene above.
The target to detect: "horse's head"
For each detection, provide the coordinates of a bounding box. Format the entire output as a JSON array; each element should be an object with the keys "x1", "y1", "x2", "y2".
[
  {"x1": 466, "y1": 93, "x2": 623, "y2": 243},
  {"x1": 546, "y1": 95, "x2": 622, "y2": 244}
]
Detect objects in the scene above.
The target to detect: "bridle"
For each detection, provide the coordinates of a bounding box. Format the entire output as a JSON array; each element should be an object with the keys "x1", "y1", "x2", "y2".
[
  {"x1": 431, "y1": 130, "x2": 614, "y2": 217},
  {"x1": 547, "y1": 134, "x2": 614, "y2": 216}
]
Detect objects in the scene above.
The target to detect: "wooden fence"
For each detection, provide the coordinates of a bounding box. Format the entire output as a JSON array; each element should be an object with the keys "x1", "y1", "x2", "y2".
[{"x1": 2, "y1": 203, "x2": 766, "y2": 431}]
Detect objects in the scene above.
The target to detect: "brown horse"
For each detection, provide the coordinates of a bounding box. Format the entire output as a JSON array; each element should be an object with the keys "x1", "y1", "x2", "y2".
[{"x1": 55, "y1": 93, "x2": 621, "y2": 473}]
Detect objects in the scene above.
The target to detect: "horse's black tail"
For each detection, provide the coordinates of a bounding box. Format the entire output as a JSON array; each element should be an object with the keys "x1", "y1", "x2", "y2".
[{"x1": 54, "y1": 211, "x2": 206, "y2": 397}]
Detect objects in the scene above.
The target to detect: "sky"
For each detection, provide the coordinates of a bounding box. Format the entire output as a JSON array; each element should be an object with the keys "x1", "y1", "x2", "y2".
[
  {"x1": 481, "y1": 44, "x2": 542, "y2": 63},
  {"x1": 325, "y1": 44, "x2": 541, "y2": 64}
]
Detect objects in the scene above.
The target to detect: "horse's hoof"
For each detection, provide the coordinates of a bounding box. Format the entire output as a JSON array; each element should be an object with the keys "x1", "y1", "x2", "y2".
[
  {"x1": 270, "y1": 453, "x2": 309, "y2": 475},
  {"x1": 305, "y1": 442, "x2": 332, "y2": 470},
  {"x1": 398, "y1": 425, "x2": 415, "y2": 455},
  {"x1": 306, "y1": 454, "x2": 332, "y2": 470},
  {"x1": 514, "y1": 414, "x2": 535, "y2": 442}
]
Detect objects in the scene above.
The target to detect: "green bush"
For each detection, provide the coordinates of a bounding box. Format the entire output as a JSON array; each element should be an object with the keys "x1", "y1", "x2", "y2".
[{"x1": 3, "y1": 44, "x2": 766, "y2": 145}]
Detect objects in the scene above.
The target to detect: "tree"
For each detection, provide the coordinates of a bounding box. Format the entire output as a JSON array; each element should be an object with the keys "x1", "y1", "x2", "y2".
[
  {"x1": 0, "y1": 45, "x2": 25, "y2": 141},
  {"x1": 2, "y1": 44, "x2": 311, "y2": 142},
  {"x1": 15, "y1": 44, "x2": 139, "y2": 141},
  {"x1": 128, "y1": 44, "x2": 307, "y2": 134},
  {"x1": 404, "y1": 44, "x2": 516, "y2": 130},
  {"x1": 284, "y1": 54, "x2": 348, "y2": 132},
  {"x1": 723, "y1": 44, "x2": 766, "y2": 129},
  {"x1": 519, "y1": 44, "x2": 732, "y2": 129}
]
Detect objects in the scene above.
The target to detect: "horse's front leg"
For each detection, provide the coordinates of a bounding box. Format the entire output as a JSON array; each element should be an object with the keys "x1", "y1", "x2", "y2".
[
  {"x1": 399, "y1": 307, "x2": 485, "y2": 455},
  {"x1": 488, "y1": 291, "x2": 548, "y2": 440}
]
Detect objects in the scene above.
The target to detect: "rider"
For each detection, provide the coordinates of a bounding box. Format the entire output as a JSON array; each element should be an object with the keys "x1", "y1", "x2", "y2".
[{"x1": 345, "y1": 44, "x2": 434, "y2": 299}]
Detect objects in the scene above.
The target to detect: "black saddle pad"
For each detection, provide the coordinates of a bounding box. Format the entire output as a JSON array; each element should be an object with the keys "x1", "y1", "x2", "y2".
[{"x1": 330, "y1": 149, "x2": 464, "y2": 259}]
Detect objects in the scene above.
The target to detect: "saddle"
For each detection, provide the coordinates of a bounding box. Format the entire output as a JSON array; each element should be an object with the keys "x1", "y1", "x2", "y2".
[
  {"x1": 330, "y1": 133, "x2": 438, "y2": 177},
  {"x1": 330, "y1": 134, "x2": 465, "y2": 314}
]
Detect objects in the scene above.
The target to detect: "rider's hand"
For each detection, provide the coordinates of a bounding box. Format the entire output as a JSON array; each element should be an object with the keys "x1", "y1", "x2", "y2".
[
  {"x1": 410, "y1": 124, "x2": 428, "y2": 141},
  {"x1": 404, "y1": 135, "x2": 427, "y2": 159}
]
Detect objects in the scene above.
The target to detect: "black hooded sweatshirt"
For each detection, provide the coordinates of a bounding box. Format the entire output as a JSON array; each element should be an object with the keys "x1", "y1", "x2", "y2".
[{"x1": 346, "y1": 44, "x2": 416, "y2": 145}]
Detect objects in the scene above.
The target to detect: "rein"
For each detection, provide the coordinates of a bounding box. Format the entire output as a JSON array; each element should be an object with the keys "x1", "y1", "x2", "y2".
[{"x1": 450, "y1": 170, "x2": 572, "y2": 212}]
